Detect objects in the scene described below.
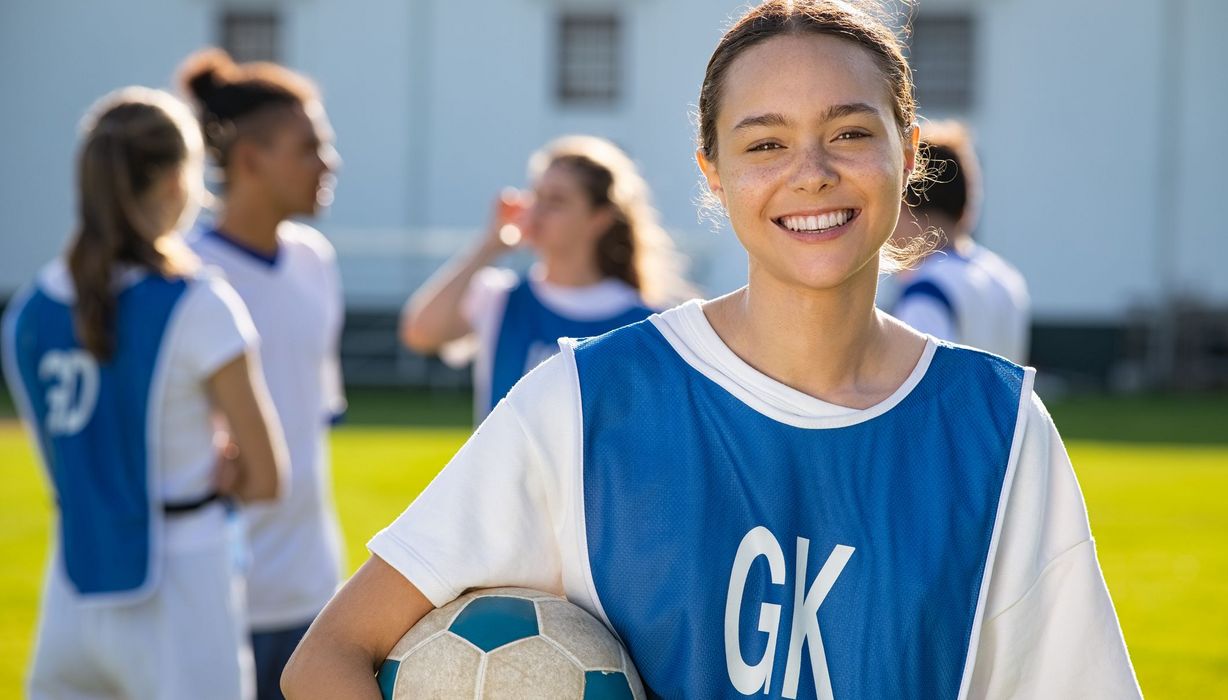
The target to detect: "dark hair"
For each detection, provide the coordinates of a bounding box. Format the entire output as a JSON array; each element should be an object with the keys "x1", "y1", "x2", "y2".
[
  {"x1": 69, "y1": 88, "x2": 201, "y2": 360},
  {"x1": 698, "y1": 0, "x2": 917, "y2": 162},
  {"x1": 177, "y1": 48, "x2": 317, "y2": 171},
  {"x1": 907, "y1": 121, "x2": 981, "y2": 234},
  {"x1": 529, "y1": 136, "x2": 694, "y2": 306}
]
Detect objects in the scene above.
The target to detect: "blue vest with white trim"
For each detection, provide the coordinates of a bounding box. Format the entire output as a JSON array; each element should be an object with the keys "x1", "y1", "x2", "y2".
[
  {"x1": 572, "y1": 321, "x2": 1026, "y2": 699},
  {"x1": 487, "y1": 276, "x2": 652, "y2": 416},
  {"x1": 6, "y1": 274, "x2": 187, "y2": 598}
]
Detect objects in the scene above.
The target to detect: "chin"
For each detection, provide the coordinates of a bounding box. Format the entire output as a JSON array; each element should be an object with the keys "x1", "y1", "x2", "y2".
[
  {"x1": 775, "y1": 256, "x2": 871, "y2": 292},
  {"x1": 294, "y1": 201, "x2": 321, "y2": 218}
]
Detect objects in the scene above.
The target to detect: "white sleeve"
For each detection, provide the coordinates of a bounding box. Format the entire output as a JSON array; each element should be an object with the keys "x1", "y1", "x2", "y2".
[
  {"x1": 439, "y1": 267, "x2": 518, "y2": 368},
  {"x1": 177, "y1": 275, "x2": 260, "y2": 380},
  {"x1": 321, "y1": 255, "x2": 347, "y2": 421},
  {"x1": 969, "y1": 393, "x2": 1140, "y2": 698},
  {"x1": 367, "y1": 351, "x2": 578, "y2": 607},
  {"x1": 893, "y1": 294, "x2": 957, "y2": 342}
]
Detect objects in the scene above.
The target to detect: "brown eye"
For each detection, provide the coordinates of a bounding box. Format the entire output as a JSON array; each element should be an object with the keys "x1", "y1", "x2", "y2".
[
  {"x1": 835, "y1": 130, "x2": 870, "y2": 141},
  {"x1": 748, "y1": 142, "x2": 782, "y2": 152}
]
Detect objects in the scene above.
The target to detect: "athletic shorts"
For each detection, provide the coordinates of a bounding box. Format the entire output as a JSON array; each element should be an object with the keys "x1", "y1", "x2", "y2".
[{"x1": 28, "y1": 505, "x2": 254, "y2": 700}]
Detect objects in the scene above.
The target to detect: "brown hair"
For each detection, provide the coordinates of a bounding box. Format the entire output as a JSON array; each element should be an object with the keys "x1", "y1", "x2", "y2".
[
  {"x1": 69, "y1": 87, "x2": 202, "y2": 360},
  {"x1": 177, "y1": 48, "x2": 317, "y2": 174},
  {"x1": 696, "y1": 0, "x2": 933, "y2": 271},
  {"x1": 529, "y1": 136, "x2": 695, "y2": 306}
]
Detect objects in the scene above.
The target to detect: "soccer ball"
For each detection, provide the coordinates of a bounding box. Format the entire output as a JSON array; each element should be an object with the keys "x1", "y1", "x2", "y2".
[{"x1": 376, "y1": 587, "x2": 645, "y2": 699}]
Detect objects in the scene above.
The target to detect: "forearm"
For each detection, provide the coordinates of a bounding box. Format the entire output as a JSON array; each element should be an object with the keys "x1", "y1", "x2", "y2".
[
  {"x1": 282, "y1": 556, "x2": 436, "y2": 699},
  {"x1": 400, "y1": 234, "x2": 504, "y2": 352},
  {"x1": 281, "y1": 631, "x2": 383, "y2": 699}
]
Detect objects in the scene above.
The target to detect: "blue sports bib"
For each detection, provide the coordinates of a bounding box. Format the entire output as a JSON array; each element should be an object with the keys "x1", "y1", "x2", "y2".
[
  {"x1": 573, "y1": 321, "x2": 1025, "y2": 699},
  {"x1": 7, "y1": 275, "x2": 187, "y2": 597},
  {"x1": 487, "y1": 276, "x2": 653, "y2": 417}
]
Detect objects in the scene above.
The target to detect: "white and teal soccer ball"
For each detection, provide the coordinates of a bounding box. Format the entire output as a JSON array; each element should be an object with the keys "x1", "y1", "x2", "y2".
[{"x1": 376, "y1": 587, "x2": 645, "y2": 699}]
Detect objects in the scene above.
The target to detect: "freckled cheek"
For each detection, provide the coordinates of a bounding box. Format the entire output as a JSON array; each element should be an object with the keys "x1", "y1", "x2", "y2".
[
  {"x1": 720, "y1": 162, "x2": 789, "y2": 217},
  {"x1": 844, "y1": 156, "x2": 903, "y2": 210}
]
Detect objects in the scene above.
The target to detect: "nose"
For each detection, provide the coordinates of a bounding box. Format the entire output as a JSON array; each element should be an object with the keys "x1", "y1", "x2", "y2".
[
  {"x1": 789, "y1": 143, "x2": 838, "y2": 194},
  {"x1": 320, "y1": 143, "x2": 341, "y2": 173}
]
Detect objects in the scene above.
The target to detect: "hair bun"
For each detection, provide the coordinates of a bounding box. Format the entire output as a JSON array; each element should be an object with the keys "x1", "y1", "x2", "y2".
[{"x1": 178, "y1": 48, "x2": 236, "y2": 105}]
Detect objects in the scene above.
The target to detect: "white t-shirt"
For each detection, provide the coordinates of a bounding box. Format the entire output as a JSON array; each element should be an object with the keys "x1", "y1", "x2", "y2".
[
  {"x1": 446, "y1": 265, "x2": 648, "y2": 419},
  {"x1": 7, "y1": 259, "x2": 257, "y2": 552},
  {"x1": 189, "y1": 221, "x2": 346, "y2": 630},
  {"x1": 886, "y1": 243, "x2": 1031, "y2": 364},
  {"x1": 369, "y1": 300, "x2": 1139, "y2": 698}
]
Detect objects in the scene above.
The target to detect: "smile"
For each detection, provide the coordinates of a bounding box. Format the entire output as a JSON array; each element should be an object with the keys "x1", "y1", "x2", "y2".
[{"x1": 772, "y1": 209, "x2": 860, "y2": 237}]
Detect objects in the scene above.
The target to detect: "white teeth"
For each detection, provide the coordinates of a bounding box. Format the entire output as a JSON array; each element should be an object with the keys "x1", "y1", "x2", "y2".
[{"x1": 780, "y1": 210, "x2": 853, "y2": 232}]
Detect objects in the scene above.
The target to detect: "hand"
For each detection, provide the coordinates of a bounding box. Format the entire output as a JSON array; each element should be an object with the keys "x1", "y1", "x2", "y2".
[
  {"x1": 213, "y1": 440, "x2": 243, "y2": 498},
  {"x1": 484, "y1": 187, "x2": 531, "y2": 252}
]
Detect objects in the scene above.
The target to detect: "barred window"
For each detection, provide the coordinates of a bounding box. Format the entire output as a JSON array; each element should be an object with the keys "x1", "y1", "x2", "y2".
[
  {"x1": 909, "y1": 14, "x2": 975, "y2": 113},
  {"x1": 221, "y1": 11, "x2": 280, "y2": 64},
  {"x1": 557, "y1": 13, "x2": 621, "y2": 106}
]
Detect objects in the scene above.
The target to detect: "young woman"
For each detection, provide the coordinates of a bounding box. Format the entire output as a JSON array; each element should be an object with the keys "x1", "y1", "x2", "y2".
[
  {"x1": 885, "y1": 121, "x2": 1031, "y2": 363},
  {"x1": 178, "y1": 48, "x2": 347, "y2": 700},
  {"x1": 2, "y1": 87, "x2": 287, "y2": 699},
  {"x1": 283, "y1": 2, "x2": 1140, "y2": 697},
  {"x1": 400, "y1": 135, "x2": 692, "y2": 421}
]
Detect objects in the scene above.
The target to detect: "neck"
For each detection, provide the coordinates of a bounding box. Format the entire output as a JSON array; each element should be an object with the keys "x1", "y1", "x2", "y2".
[
  {"x1": 704, "y1": 260, "x2": 922, "y2": 409},
  {"x1": 216, "y1": 190, "x2": 285, "y2": 255},
  {"x1": 948, "y1": 231, "x2": 975, "y2": 256},
  {"x1": 537, "y1": 250, "x2": 605, "y2": 287}
]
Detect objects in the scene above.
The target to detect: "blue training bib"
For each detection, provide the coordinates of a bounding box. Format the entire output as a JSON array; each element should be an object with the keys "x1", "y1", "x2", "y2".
[
  {"x1": 487, "y1": 276, "x2": 653, "y2": 417},
  {"x1": 572, "y1": 321, "x2": 1026, "y2": 699},
  {"x1": 7, "y1": 275, "x2": 187, "y2": 598}
]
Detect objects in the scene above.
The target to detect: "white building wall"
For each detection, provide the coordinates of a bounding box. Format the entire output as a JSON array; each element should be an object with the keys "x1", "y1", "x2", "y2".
[
  {"x1": 0, "y1": 0, "x2": 211, "y2": 297},
  {"x1": 979, "y1": 0, "x2": 1165, "y2": 320},
  {"x1": 1, "y1": 0, "x2": 1222, "y2": 320},
  {"x1": 1171, "y1": 0, "x2": 1228, "y2": 303}
]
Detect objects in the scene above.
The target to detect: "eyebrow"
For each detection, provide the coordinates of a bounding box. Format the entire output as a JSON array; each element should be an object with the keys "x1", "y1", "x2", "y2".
[{"x1": 731, "y1": 102, "x2": 881, "y2": 132}]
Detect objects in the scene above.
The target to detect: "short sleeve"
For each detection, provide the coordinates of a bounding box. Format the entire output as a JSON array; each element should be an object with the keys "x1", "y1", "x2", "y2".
[
  {"x1": 969, "y1": 393, "x2": 1140, "y2": 697},
  {"x1": 321, "y1": 252, "x2": 347, "y2": 421},
  {"x1": 460, "y1": 267, "x2": 518, "y2": 329},
  {"x1": 367, "y1": 352, "x2": 578, "y2": 607},
  {"x1": 176, "y1": 275, "x2": 259, "y2": 380},
  {"x1": 439, "y1": 267, "x2": 518, "y2": 367}
]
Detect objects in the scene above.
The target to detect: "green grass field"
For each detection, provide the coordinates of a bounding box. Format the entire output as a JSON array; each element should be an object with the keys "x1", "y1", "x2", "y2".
[{"x1": 1, "y1": 390, "x2": 1225, "y2": 696}]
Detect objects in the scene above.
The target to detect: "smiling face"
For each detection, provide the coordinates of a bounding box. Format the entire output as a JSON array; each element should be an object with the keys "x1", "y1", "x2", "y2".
[{"x1": 698, "y1": 32, "x2": 917, "y2": 292}]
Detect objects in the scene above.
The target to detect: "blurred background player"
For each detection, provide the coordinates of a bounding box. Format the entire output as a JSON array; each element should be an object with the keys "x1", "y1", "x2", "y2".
[
  {"x1": 884, "y1": 120, "x2": 1031, "y2": 363},
  {"x1": 400, "y1": 135, "x2": 694, "y2": 422},
  {"x1": 178, "y1": 49, "x2": 346, "y2": 700},
  {"x1": 2, "y1": 87, "x2": 286, "y2": 699}
]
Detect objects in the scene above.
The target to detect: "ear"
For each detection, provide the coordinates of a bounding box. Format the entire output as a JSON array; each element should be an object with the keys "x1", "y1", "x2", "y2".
[
  {"x1": 696, "y1": 148, "x2": 725, "y2": 207},
  {"x1": 230, "y1": 139, "x2": 263, "y2": 182},
  {"x1": 902, "y1": 123, "x2": 920, "y2": 181}
]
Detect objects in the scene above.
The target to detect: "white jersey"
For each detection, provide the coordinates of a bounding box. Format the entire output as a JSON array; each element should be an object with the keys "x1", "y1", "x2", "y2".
[
  {"x1": 5, "y1": 258, "x2": 259, "y2": 699},
  {"x1": 886, "y1": 243, "x2": 1031, "y2": 364},
  {"x1": 189, "y1": 221, "x2": 346, "y2": 630},
  {"x1": 444, "y1": 265, "x2": 649, "y2": 421},
  {"x1": 370, "y1": 300, "x2": 1138, "y2": 698}
]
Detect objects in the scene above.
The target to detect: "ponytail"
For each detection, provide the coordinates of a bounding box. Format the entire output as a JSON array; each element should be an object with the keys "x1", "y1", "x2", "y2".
[{"x1": 69, "y1": 88, "x2": 201, "y2": 360}]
